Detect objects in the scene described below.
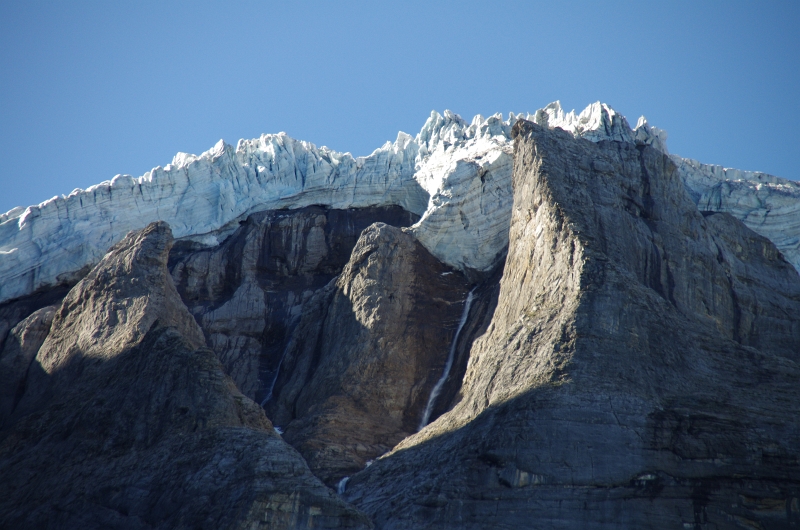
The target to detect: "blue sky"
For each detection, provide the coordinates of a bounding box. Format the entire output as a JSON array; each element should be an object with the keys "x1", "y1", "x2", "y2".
[{"x1": 1, "y1": 1, "x2": 798, "y2": 214}]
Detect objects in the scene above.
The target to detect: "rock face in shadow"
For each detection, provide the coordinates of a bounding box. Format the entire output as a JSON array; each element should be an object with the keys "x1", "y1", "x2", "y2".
[
  {"x1": 344, "y1": 121, "x2": 800, "y2": 529},
  {"x1": 0, "y1": 222, "x2": 370, "y2": 530},
  {"x1": 0, "y1": 305, "x2": 55, "y2": 426},
  {"x1": 170, "y1": 205, "x2": 418, "y2": 404},
  {"x1": 267, "y1": 223, "x2": 471, "y2": 485},
  {"x1": 0, "y1": 284, "x2": 71, "y2": 364}
]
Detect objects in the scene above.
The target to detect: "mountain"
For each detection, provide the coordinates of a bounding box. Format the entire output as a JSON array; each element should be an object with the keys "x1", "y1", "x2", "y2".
[{"x1": 1, "y1": 103, "x2": 799, "y2": 529}]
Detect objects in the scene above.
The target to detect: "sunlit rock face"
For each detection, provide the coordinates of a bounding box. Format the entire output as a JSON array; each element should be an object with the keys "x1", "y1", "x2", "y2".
[{"x1": 344, "y1": 120, "x2": 800, "y2": 530}]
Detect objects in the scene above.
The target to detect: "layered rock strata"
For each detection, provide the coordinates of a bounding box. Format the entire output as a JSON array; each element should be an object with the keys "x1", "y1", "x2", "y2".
[
  {"x1": 344, "y1": 121, "x2": 800, "y2": 528},
  {"x1": 0, "y1": 222, "x2": 370, "y2": 529}
]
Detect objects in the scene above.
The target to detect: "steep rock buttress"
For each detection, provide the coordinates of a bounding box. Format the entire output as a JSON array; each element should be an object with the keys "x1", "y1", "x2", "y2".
[{"x1": 343, "y1": 121, "x2": 800, "y2": 529}]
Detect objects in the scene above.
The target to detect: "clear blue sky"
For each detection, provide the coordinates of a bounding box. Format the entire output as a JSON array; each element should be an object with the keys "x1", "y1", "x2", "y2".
[{"x1": 1, "y1": 1, "x2": 798, "y2": 214}]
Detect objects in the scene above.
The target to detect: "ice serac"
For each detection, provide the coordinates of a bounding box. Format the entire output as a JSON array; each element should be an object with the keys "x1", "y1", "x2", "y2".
[
  {"x1": 0, "y1": 112, "x2": 519, "y2": 304},
  {"x1": 0, "y1": 222, "x2": 371, "y2": 529},
  {"x1": 344, "y1": 121, "x2": 800, "y2": 529},
  {"x1": 2, "y1": 100, "x2": 799, "y2": 305},
  {"x1": 0, "y1": 134, "x2": 427, "y2": 304},
  {"x1": 408, "y1": 110, "x2": 516, "y2": 275}
]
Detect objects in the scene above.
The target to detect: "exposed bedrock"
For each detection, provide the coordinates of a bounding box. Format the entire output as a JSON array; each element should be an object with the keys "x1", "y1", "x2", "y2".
[
  {"x1": 266, "y1": 223, "x2": 475, "y2": 485},
  {"x1": 0, "y1": 222, "x2": 371, "y2": 529},
  {"x1": 0, "y1": 305, "x2": 56, "y2": 426},
  {"x1": 169, "y1": 205, "x2": 418, "y2": 403},
  {"x1": 0, "y1": 283, "x2": 71, "y2": 364},
  {"x1": 344, "y1": 122, "x2": 800, "y2": 529}
]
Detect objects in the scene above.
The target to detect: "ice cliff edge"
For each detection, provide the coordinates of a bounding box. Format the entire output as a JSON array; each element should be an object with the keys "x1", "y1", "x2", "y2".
[{"x1": 1, "y1": 101, "x2": 797, "y2": 304}]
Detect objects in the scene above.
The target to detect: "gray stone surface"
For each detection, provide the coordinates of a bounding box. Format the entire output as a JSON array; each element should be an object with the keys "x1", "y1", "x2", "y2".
[
  {"x1": 0, "y1": 305, "x2": 55, "y2": 426},
  {"x1": 268, "y1": 223, "x2": 471, "y2": 485},
  {"x1": 170, "y1": 205, "x2": 418, "y2": 403},
  {"x1": 344, "y1": 121, "x2": 800, "y2": 529},
  {"x1": 0, "y1": 222, "x2": 371, "y2": 530}
]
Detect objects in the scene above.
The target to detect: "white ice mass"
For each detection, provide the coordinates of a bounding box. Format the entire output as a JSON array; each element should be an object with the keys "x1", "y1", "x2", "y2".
[{"x1": 1, "y1": 101, "x2": 798, "y2": 304}]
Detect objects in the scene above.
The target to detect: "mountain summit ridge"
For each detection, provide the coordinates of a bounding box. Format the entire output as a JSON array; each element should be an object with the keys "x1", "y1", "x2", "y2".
[{"x1": 2, "y1": 101, "x2": 798, "y2": 305}]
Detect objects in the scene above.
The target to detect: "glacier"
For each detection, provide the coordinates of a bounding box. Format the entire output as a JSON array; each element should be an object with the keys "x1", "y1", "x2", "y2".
[{"x1": 1, "y1": 101, "x2": 797, "y2": 304}]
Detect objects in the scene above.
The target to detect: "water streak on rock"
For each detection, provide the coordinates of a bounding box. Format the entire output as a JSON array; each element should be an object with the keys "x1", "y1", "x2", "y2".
[{"x1": 419, "y1": 287, "x2": 476, "y2": 430}]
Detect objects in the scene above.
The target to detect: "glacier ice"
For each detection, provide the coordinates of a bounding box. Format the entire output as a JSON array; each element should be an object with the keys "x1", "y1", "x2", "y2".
[
  {"x1": 0, "y1": 101, "x2": 797, "y2": 304},
  {"x1": 673, "y1": 156, "x2": 800, "y2": 272}
]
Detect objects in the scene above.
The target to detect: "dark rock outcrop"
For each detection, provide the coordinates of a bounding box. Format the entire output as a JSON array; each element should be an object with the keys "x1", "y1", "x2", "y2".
[
  {"x1": 0, "y1": 222, "x2": 370, "y2": 529},
  {"x1": 0, "y1": 283, "x2": 70, "y2": 360},
  {"x1": 344, "y1": 121, "x2": 800, "y2": 528},
  {"x1": 268, "y1": 223, "x2": 471, "y2": 485},
  {"x1": 0, "y1": 305, "x2": 55, "y2": 426},
  {"x1": 170, "y1": 205, "x2": 418, "y2": 403}
]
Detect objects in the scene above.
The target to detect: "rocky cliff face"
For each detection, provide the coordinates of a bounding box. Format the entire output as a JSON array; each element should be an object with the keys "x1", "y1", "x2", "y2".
[
  {"x1": 267, "y1": 223, "x2": 471, "y2": 485},
  {"x1": 169, "y1": 205, "x2": 418, "y2": 404},
  {"x1": 1, "y1": 109, "x2": 799, "y2": 529},
  {"x1": 344, "y1": 122, "x2": 800, "y2": 528},
  {"x1": 0, "y1": 222, "x2": 370, "y2": 529}
]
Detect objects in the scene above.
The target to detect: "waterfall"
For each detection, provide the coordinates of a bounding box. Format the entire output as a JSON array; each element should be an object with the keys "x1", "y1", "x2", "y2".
[
  {"x1": 418, "y1": 287, "x2": 476, "y2": 430},
  {"x1": 260, "y1": 341, "x2": 293, "y2": 407},
  {"x1": 337, "y1": 476, "x2": 350, "y2": 495}
]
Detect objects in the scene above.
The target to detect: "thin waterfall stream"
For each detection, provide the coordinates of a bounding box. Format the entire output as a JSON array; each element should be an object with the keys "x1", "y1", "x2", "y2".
[
  {"x1": 260, "y1": 340, "x2": 293, "y2": 407},
  {"x1": 418, "y1": 287, "x2": 476, "y2": 430}
]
